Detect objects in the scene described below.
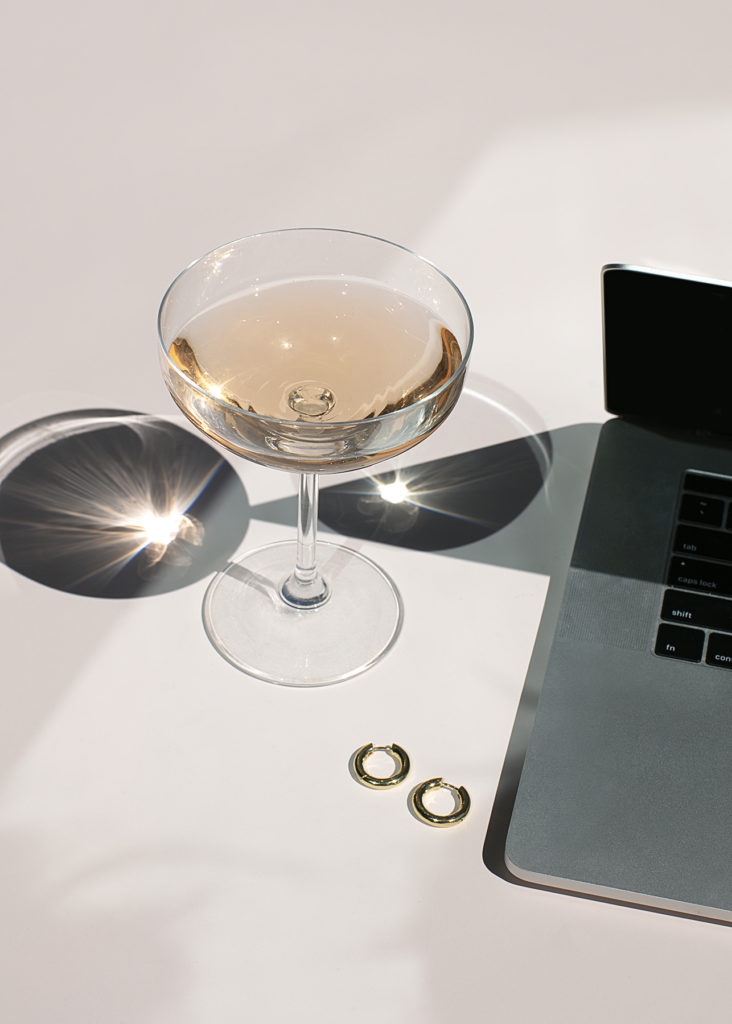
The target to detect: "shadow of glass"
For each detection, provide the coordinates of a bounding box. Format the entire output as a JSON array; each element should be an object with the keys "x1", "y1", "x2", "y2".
[
  {"x1": 318, "y1": 433, "x2": 552, "y2": 551},
  {"x1": 0, "y1": 410, "x2": 249, "y2": 598},
  {"x1": 251, "y1": 376, "x2": 555, "y2": 556}
]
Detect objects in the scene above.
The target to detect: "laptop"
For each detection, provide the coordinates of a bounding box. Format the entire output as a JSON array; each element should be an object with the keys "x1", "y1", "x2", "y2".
[{"x1": 505, "y1": 264, "x2": 732, "y2": 923}]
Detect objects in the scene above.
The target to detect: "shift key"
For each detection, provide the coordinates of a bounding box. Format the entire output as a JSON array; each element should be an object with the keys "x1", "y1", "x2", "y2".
[
  {"x1": 668, "y1": 557, "x2": 732, "y2": 597},
  {"x1": 661, "y1": 588, "x2": 732, "y2": 631}
]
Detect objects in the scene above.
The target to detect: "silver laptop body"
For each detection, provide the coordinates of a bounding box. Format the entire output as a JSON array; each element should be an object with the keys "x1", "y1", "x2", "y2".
[{"x1": 505, "y1": 265, "x2": 732, "y2": 923}]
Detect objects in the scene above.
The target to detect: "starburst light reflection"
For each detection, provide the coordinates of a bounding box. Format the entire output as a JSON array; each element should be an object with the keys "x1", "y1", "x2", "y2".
[
  {"x1": 0, "y1": 415, "x2": 239, "y2": 595},
  {"x1": 132, "y1": 511, "x2": 187, "y2": 547},
  {"x1": 378, "y1": 479, "x2": 410, "y2": 504}
]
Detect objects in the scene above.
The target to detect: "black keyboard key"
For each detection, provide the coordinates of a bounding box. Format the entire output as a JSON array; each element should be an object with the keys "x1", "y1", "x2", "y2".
[
  {"x1": 678, "y1": 493, "x2": 724, "y2": 526},
  {"x1": 661, "y1": 588, "x2": 732, "y2": 631},
  {"x1": 705, "y1": 633, "x2": 732, "y2": 669},
  {"x1": 684, "y1": 472, "x2": 732, "y2": 499},
  {"x1": 655, "y1": 623, "x2": 704, "y2": 661},
  {"x1": 674, "y1": 524, "x2": 732, "y2": 562},
  {"x1": 668, "y1": 556, "x2": 732, "y2": 597}
]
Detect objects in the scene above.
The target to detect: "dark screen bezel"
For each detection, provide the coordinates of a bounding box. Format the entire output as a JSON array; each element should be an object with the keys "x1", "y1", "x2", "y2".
[{"x1": 602, "y1": 263, "x2": 732, "y2": 436}]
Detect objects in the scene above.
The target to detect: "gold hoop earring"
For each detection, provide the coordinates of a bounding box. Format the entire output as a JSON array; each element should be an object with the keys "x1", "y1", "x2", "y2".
[
  {"x1": 353, "y1": 743, "x2": 410, "y2": 788},
  {"x1": 411, "y1": 777, "x2": 471, "y2": 827}
]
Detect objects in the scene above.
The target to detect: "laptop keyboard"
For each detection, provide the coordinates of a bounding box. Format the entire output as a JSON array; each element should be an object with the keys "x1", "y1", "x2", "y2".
[{"x1": 656, "y1": 471, "x2": 732, "y2": 667}]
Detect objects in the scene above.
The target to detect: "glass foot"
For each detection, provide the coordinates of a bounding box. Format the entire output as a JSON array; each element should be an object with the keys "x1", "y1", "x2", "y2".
[{"x1": 202, "y1": 540, "x2": 403, "y2": 686}]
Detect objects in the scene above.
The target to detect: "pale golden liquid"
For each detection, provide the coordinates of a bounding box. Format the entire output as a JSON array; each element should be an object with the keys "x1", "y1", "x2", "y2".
[{"x1": 163, "y1": 277, "x2": 465, "y2": 472}]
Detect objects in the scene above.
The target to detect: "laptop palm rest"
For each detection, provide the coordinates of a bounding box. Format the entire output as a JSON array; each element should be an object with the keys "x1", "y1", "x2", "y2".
[{"x1": 505, "y1": 417, "x2": 732, "y2": 922}]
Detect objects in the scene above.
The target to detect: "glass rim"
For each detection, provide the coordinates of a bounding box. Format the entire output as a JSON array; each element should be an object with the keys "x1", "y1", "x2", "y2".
[{"x1": 157, "y1": 227, "x2": 474, "y2": 430}]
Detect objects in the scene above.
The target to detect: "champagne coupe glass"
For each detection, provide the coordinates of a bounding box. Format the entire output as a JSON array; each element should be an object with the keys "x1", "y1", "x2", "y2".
[{"x1": 158, "y1": 229, "x2": 473, "y2": 686}]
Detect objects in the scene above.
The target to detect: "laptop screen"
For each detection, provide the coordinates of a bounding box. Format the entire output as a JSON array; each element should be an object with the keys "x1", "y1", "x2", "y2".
[{"x1": 602, "y1": 265, "x2": 732, "y2": 436}]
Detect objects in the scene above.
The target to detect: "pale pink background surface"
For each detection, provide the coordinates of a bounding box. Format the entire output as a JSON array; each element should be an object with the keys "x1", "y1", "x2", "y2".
[{"x1": 1, "y1": 2, "x2": 732, "y2": 1021}]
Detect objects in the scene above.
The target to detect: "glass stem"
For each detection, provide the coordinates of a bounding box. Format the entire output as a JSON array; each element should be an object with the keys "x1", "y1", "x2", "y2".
[{"x1": 280, "y1": 472, "x2": 330, "y2": 609}]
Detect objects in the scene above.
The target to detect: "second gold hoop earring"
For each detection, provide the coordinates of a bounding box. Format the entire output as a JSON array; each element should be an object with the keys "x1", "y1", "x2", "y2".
[{"x1": 411, "y1": 777, "x2": 471, "y2": 827}]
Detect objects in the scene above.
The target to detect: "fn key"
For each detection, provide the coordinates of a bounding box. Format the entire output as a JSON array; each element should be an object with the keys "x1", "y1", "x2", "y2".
[{"x1": 655, "y1": 623, "x2": 704, "y2": 662}]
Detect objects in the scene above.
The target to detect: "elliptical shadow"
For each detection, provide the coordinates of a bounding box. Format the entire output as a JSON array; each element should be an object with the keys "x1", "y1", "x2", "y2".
[
  {"x1": 317, "y1": 431, "x2": 552, "y2": 552},
  {"x1": 251, "y1": 423, "x2": 596, "y2": 580},
  {"x1": 0, "y1": 410, "x2": 250, "y2": 598},
  {"x1": 251, "y1": 373, "x2": 557, "y2": 562}
]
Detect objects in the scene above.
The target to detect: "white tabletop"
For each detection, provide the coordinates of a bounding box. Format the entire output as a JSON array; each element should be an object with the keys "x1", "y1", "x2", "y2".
[{"x1": 2, "y1": 2, "x2": 732, "y2": 1021}]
